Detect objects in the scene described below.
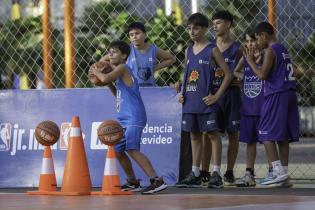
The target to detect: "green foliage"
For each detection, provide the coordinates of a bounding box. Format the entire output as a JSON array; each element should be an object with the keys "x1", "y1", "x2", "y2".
[
  {"x1": 81, "y1": 1, "x2": 125, "y2": 36},
  {"x1": 147, "y1": 8, "x2": 189, "y2": 85},
  {"x1": 0, "y1": 16, "x2": 43, "y2": 88}
]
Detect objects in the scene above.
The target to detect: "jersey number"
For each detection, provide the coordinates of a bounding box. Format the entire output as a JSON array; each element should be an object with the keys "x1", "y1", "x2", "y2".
[{"x1": 285, "y1": 63, "x2": 295, "y2": 81}]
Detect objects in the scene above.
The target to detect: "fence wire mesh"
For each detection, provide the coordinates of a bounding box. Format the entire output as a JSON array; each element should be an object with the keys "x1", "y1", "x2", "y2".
[{"x1": 0, "y1": 0, "x2": 314, "y2": 180}]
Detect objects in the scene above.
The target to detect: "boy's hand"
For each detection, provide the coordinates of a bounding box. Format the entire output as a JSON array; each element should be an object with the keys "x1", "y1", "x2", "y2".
[
  {"x1": 202, "y1": 94, "x2": 218, "y2": 106},
  {"x1": 178, "y1": 94, "x2": 184, "y2": 104},
  {"x1": 244, "y1": 46, "x2": 255, "y2": 64},
  {"x1": 174, "y1": 82, "x2": 182, "y2": 93}
]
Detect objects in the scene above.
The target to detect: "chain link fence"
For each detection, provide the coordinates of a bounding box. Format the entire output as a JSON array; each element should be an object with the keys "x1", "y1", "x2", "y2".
[{"x1": 0, "y1": 0, "x2": 314, "y2": 180}]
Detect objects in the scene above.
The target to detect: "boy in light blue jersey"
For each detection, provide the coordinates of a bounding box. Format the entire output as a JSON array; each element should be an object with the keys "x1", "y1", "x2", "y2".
[
  {"x1": 89, "y1": 41, "x2": 167, "y2": 194},
  {"x1": 127, "y1": 22, "x2": 176, "y2": 86}
]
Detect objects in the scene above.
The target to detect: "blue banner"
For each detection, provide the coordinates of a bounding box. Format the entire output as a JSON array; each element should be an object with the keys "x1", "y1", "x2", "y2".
[{"x1": 0, "y1": 87, "x2": 181, "y2": 187}]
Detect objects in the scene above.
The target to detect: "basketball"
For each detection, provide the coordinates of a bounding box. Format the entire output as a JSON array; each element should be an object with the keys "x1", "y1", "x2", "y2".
[
  {"x1": 88, "y1": 60, "x2": 113, "y2": 86},
  {"x1": 97, "y1": 120, "x2": 123, "y2": 146},
  {"x1": 35, "y1": 121, "x2": 60, "y2": 146}
]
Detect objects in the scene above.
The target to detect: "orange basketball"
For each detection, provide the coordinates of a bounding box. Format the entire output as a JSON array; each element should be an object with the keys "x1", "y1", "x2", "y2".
[
  {"x1": 89, "y1": 60, "x2": 113, "y2": 86},
  {"x1": 97, "y1": 120, "x2": 123, "y2": 146},
  {"x1": 35, "y1": 121, "x2": 60, "y2": 146}
]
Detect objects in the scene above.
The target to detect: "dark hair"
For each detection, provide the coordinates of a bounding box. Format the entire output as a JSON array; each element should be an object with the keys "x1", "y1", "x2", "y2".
[
  {"x1": 212, "y1": 10, "x2": 234, "y2": 25},
  {"x1": 127, "y1": 22, "x2": 146, "y2": 33},
  {"x1": 243, "y1": 28, "x2": 256, "y2": 40},
  {"x1": 109, "y1": 41, "x2": 130, "y2": 58},
  {"x1": 187, "y1": 13, "x2": 209, "y2": 27},
  {"x1": 254, "y1": 22, "x2": 275, "y2": 36}
]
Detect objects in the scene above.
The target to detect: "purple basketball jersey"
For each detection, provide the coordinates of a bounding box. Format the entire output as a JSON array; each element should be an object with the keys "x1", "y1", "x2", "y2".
[
  {"x1": 241, "y1": 58, "x2": 264, "y2": 116},
  {"x1": 264, "y1": 43, "x2": 297, "y2": 96},
  {"x1": 182, "y1": 43, "x2": 216, "y2": 113}
]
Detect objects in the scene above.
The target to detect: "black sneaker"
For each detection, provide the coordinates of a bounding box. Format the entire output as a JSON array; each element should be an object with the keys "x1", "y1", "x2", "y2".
[
  {"x1": 175, "y1": 171, "x2": 202, "y2": 188},
  {"x1": 224, "y1": 171, "x2": 236, "y2": 186},
  {"x1": 121, "y1": 179, "x2": 141, "y2": 192},
  {"x1": 200, "y1": 171, "x2": 211, "y2": 187},
  {"x1": 141, "y1": 177, "x2": 168, "y2": 194},
  {"x1": 208, "y1": 171, "x2": 223, "y2": 188}
]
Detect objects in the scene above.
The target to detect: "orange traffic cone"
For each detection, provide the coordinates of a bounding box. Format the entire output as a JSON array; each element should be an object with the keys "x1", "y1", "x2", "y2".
[
  {"x1": 51, "y1": 116, "x2": 92, "y2": 195},
  {"x1": 92, "y1": 146, "x2": 132, "y2": 195},
  {"x1": 28, "y1": 146, "x2": 57, "y2": 195}
]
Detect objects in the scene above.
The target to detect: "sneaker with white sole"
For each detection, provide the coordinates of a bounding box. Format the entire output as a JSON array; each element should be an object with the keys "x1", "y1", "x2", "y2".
[
  {"x1": 141, "y1": 177, "x2": 168, "y2": 194},
  {"x1": 270, "y1": 177, "x2": 293, "y2": 188},
  {"x1": 260, "y1": 169, "x2": 276, "y2": 185},
  {"x1": 236, "y1": 171, "x2": 256, "y2": 187},
  {"x1": 121, "y1": 179, "x2": 141, "y2": 192},
  {"x1": 260, "y1": 172, "x2": 289, "y2": 185},
  {"x1": 175, "y1": 171, "x2": 201, "y2": 188}
]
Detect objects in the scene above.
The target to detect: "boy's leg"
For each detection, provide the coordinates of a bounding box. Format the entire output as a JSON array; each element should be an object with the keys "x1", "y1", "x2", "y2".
[
  {"x1": 191, "y1": 132, "x2": 203, "y2": 176},
  {"x1": 127, "y1": 150, "x2": 156, "y2": 178},
  {"x1": 123, "y1": 125, "x2": 167, "y2": 194},
  {"x1": 201, "y1": 133, "x2": 211, "y2": 186},
  {"x1": 227, "y1": 132, "x2": 239, "y2": 171},
  {"x1": 246, "y1": 142, "x2": 257, "y2": 171},
  {"x1": 116, "y1": 151, "x2": 137, "y2": 179},
  {"x1": 225, "y1": 131, "x2": 239, "y2": 184},
  {"x1": 224, "y1": 87, "x2": 241, "y2": 185},
  {"x1": 207, "y1": 131, "x2": 223, "y2": 188},
  {"x1": 115, "y1": 136, "x2": 140, "y2": 191},
  {"x1": 278, "y1": 140, "x2": 289, "y2": 168}
]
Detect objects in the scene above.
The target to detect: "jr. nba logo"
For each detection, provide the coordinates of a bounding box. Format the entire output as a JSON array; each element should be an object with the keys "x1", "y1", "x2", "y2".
[
  {"x1": 0, "y1": 123, "x2": 12, "y2": 151},
  {"x1": 60, "y1": 122, "x2": 71, "y2": 150}
]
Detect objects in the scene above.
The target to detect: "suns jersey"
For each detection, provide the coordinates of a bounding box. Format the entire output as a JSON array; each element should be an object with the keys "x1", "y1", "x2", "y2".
[
  {"x1": 241, "y1": 58, "x2": 264, "y2": 116},
  {"x1": 182, "y1": 43, "x2": 217, "y2": 113},
  {"x1": 127, "y1": 44, "x2": 157, "y2": 86},
  {"x1": 212, "y1": 41, "x2": 241, "y2": 89},
  {"x1": 264, "y1": 43, "x2": 297, "y2": 96},
  {"x1": 115, "y1": 65, "x2": 147, "y2": 127}
]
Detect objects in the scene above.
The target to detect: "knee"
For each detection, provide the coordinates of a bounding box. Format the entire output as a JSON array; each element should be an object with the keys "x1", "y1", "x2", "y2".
[
  {"x1": 116, "y1": 151, "x2": 125, "y2": 160},
  {"x1": 127, "y1": 149, "x2": 139, "y2": 158}
]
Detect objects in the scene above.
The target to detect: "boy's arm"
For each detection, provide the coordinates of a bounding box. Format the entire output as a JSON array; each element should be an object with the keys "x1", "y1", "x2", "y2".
[
  {"x1": 155, "y1": 48, "x2": 176, "y2": 71},
  {"x1": 107, "y1": 82, "x2": 117, "y2": 97},
  {"x1": 178, "y1": 48, "x2": 188, "y2": 103},
  {"x1": 233, "y1": 56, "x2": 244, "y2": 80},
  {"x1": 245, "y1": 47, "x2": 275, "y2": 80},
  {"x1": 203, "y1": 47, "x2": 232, "y2": 106},
  {"x1": 91, "y1": 64, "x2": 126, "y2": 86}
]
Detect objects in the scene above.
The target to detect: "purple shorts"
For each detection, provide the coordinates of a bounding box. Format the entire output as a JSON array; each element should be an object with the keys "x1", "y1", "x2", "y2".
[
  {"x1": 181, "y1": 112, "x2": 218, "y2": 132},
  {"x1": 217, "y1": 87, "x2": 241, "y2": 133},
  {"x1": 259, "y1": 90, "x2": 299, "y2": 142},
  {"x1": 240, "y1": 115, "x2": 261, "y2": 143}
]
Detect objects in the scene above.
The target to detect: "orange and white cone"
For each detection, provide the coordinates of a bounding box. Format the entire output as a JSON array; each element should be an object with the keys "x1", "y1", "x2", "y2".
[
  {"x1": 51, "y1": 116, "x2": 92, "y2": 196},
  {"x1": 92, "y1": 146, "x2": 132, "y2": 195},
  {"x1": 28, "y1": 146, "x2": 57, "y2": 195}
]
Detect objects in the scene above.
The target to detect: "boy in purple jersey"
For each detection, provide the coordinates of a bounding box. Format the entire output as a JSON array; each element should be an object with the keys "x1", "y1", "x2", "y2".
[
  {"x1": 211, "y1": 10, "x2": 243, "y2": 186},
  {"x1": 244, "y1": 22, "x2": 299, "y2": 186},
  {"x1": 89, "y1": 41, "x2": 167, "y2": 194},
  {"x1": 175, "y1": 13, "x2": 232, "y2": 188},
  {"x1": 234, "y1": 29, "x2": 264, "y2": 187}
]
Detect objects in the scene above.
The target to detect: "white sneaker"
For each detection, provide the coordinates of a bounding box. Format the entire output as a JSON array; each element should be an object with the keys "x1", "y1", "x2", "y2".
[
  {"x1": 270, "y1": 177, "x2": 293, "y2": 188},
  {"x1": 236, "y1": 171, "x2": 256, "y2": 187},
  {"x1": 261, "y1": 172, "x2": 289, "y2": 185}
]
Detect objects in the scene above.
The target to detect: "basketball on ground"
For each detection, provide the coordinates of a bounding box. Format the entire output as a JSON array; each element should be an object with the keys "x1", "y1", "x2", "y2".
[
  {"x1": 88, "y1": 60, "x2": 113, "y2": 86},
  {"x1": 97, "y1": 120, "x2": 123, "y2": 146},
  {"x1": 35, "y1": 121, "x2": 60, "y2": 146}
]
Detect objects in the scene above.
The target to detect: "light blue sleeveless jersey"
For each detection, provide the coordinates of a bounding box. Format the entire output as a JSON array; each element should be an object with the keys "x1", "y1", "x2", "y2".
[{"x1": 127, "y1": 44, "x2": 157, "y2": 86}]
